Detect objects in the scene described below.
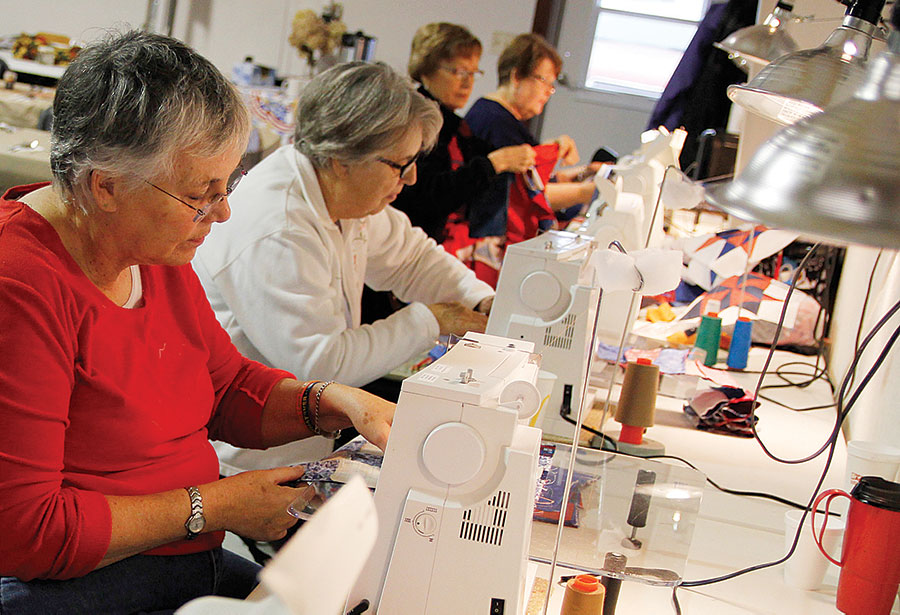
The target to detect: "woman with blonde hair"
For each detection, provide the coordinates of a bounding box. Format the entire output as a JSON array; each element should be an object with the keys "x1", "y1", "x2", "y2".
[{"x1": 391, "y1": 22, "x2": 535, "y2": 279}]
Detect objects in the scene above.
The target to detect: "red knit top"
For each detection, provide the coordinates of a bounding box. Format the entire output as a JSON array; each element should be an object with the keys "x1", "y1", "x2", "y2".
[{"x1": 0, "y1": 185, "x2": 292, "y2": 580}]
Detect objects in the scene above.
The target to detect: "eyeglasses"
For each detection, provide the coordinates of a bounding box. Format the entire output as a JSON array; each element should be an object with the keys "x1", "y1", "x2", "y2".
[
  {"x1": 144, "y1": 164, "x2": 246, "y2": 222},
  {"x1": 377, "y1": 152, "x2": 421, "y2": 180},
  {"x1": 439, "y1": 65, "x2": 484, "y2": 81},
  {"x1": 529, "y1": 74, "x2": 557, "y2": 95}
]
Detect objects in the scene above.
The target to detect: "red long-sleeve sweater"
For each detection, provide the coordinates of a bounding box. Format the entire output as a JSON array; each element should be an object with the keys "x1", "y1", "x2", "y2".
[{"x1": 0, "y1": 185, "x2": 292, "y2": 581}]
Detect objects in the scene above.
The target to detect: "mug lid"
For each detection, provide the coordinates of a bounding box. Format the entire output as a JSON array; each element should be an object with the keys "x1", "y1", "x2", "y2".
[{"x1": 851, "y1": 476, "x2": 900, "y2": 512}]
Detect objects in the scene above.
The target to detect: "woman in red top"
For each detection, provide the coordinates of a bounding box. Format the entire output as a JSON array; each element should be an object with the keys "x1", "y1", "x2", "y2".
[{"x1": 0, "y1": 30, "x2": 393, "y2": 613}]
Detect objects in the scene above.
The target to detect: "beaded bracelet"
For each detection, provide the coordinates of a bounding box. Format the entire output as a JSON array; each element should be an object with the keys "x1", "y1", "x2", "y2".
[
  {"x1": 312, "y1": 380, "x2": 340, "y2": 440},
  {"x1": 296, "y1": 380, "x2": 320, "y2": 434}
]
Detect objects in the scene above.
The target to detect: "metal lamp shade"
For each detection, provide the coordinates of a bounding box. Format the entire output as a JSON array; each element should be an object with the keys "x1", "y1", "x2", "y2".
[
  {"x1": 714, "y1": 4, "x2": 799, "y2": 71},
  {"x1": 715, "y1": 27, "x2": 799, "y2": 70},
  {"x1": 707, "y1": 46, "x2": 899, "y2": 249},
  {"x1": 727, "y1": 16, "x2": 878, "y2": 125}
]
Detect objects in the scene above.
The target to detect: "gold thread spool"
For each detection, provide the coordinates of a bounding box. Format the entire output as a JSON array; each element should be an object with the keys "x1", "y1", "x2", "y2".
[
  {"x1": 561, "y1": 574, "x2": 606, "y2": 615},
  {"x1": 614, "y1": 358, "x2": 660, "y2": 444}
]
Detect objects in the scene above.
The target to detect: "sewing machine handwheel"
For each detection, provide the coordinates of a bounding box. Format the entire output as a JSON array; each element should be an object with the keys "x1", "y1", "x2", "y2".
[
  {"x1": 421, "y1": 422, "x2": 485, "y2": 486},
  {"x1": 519, "y1": 271, "x2": 561, "y2": 312}
]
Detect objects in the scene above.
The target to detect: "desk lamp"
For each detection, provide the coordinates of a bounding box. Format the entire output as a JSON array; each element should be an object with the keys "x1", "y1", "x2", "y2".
[
  {"x1": 727, "y1": 0, "x2": 886, "y2": 125},
  {"x1": 714, "y1": 2, "x2": 802, "y2": 71},
  {"x1": 707, "y1": 0, "x2": 899, "y2": 249}
]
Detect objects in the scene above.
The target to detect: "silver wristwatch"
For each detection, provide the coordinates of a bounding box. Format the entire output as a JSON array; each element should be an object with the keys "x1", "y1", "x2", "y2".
[{"x1": 184, "y1": 486, "x2": 206, "y2": 540}]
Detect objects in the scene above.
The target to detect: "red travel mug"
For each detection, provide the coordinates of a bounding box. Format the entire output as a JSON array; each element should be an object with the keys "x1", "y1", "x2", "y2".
[{"x1": 811, "y1": 476, "x2": 900, "y2": 615}]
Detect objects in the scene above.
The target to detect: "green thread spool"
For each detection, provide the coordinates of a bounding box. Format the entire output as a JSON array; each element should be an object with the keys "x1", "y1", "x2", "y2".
[{"x1": 695, "y1": 313, "x2": 722, "y2": 366}]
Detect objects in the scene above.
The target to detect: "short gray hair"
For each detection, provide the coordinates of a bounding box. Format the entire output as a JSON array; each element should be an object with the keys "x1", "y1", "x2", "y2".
[
  {"x1": 294, "y1": 62, "x2": 441, "y2": 169},
  {"x1": 50, "y1": 30, "x2": 250, "y2": 213}
]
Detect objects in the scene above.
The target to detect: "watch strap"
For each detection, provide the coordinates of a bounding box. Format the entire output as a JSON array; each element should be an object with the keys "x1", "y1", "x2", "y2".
[{"x1": 184, "y1": 485, "x2": 204, "y2": 540}]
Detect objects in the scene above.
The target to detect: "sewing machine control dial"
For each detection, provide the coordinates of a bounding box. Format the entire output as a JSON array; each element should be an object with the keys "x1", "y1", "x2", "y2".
[{"x1": 412, "y1": 511, "x2": 437, "y2": 537}]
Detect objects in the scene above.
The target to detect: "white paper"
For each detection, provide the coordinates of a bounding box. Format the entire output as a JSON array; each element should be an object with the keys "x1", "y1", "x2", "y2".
[
  {"x1": 259, "y1": 475, "x2": 378, "y2": 615},
  {"x1": 757, "y1": 298, "x2": 798, "y2": 328}
]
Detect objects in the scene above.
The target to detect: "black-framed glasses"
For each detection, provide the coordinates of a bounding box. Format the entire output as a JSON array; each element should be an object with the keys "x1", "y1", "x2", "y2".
[
  {"x1": 377, "y1": 152, "x2": 421, "y2": 181},
  {"x1": 144, "y1": 164, "x2": 246, "y2": 222},
  {"x1": 439, "y1": 65, "x2": 484, "y2": 81},
  {"x1": 529, "y1": 74, "x2": 557, "y2": 95}
]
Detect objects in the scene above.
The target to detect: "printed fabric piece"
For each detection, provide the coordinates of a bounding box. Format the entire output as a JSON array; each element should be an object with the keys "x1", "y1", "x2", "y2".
[{"x1": 683, "y1": 385, "x2": 759, "y2": 437}]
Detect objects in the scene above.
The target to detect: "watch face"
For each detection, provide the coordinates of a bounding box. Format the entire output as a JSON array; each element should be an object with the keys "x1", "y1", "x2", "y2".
[{"x1": 187, "y1": 514, "x2": 206, "y2": 534}]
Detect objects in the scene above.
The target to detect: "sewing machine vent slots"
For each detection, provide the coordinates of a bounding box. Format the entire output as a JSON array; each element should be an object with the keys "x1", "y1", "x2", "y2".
[
  {"x1": 348, "y1": 332, "x2": 543, "y2": 615},
  {"x1": 543, "y1": 314, "x2": 577, "y2": 350},
  {"x1": 460, "y1": 490, "x2": 509, "y2": 546}
]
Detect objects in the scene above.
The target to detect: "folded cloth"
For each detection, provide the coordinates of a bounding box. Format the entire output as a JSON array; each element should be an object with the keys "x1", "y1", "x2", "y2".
[
  {"x1": 683, "y1": 385, "x2": 759, "y2": 437},
  {"x1": 290, "y1": 436, "x2": 383, "y2": 488}
]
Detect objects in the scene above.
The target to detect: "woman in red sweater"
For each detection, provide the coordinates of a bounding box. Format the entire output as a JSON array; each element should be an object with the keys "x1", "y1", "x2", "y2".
[{"x1": 0, "y1": 30, "x2": 393, "y2": 613}]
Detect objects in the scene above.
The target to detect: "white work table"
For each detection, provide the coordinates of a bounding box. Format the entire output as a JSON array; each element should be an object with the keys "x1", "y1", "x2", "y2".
[
  {"x1": 531, "y1": 347, "x2": 900, "y2": 614},
  {"x1": 225, "y1": 347, "x2": 896, "y2": 614}
]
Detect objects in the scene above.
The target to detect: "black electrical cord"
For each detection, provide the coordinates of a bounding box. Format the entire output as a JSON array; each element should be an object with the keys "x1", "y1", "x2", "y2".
[
  {"x1": 643, "y1": 453, "x2": 816, "y2": 510},
  {"x1": 559, "y1": 410, "x2": 816, "y2": 510},
  {"x1": 673, "y1": 246, "x2": 900, "y2": 587},
  {"x1": 679, "y1": 315, "x2": 900, "y2": 590},
  {"x1": 554, "y1": 241, "x2": 899, "y2": 608},
  {"x1": 701, "y1": 360, "x2": 837, "y2": 411},
  {"x1": 581, "y1": 245, "x2": 900, "y2": 601},
  {"x1": 744, "y1": 243, "x2": 840, "y2": 464},
  {"x1": 846, "y1": 250, "x2": 883, "y2": 394},
  {"x1": 753, "y1": 293, "x2": 900, "y2": 466},
  {"x1": 756, "y1": 365, "x2": 837, "y2": 411}
]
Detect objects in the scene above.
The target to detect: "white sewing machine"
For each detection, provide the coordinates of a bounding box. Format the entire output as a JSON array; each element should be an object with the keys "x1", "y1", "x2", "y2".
[
  {"x1": 486, "y1": 230, "x2": 600, "y2": 441},
  {"x1": 572, "y1": 126, "x2": 687, "y2": 344},
  {"x1": 578, "y1": 126, "x2": 688, "y2": 251},
  {"x1": 347, "y1": 332, "x2": 543, "y2": 615}
]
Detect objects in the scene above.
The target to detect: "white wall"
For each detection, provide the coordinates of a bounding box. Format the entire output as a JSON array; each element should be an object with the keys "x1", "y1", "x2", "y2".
[
  {"x1": 1, "y1": 0, "x2": 535, "y2": 113},
  {"x1": 0, "y1": 2, "x2": 147, "y2": 44}
]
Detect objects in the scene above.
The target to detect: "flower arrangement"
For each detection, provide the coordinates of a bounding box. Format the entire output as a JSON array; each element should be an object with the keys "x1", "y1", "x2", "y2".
[
  {"x1": 289, "y1": 3, "x2": 346, "y2": 70},
  {"x1": 12, "y1": 33, "x2": 80, "y2": 65}
]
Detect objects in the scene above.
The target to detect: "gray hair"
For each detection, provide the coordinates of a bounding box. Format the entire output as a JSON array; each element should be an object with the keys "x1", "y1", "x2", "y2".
[
  {"x1": 294, "y1": 62, "x2": 441, "y2": 169},
  {"x1": 50, "y1": 30, "x2": 250, "y2": 213}
]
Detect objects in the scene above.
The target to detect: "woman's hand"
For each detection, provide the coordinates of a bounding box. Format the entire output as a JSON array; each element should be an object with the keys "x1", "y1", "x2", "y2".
[
  {"x1": 427, "y1": 301, "x2": 488, "y2": 337},
  {"x1": 207, "y1": 466, "x2": 310, "y2": 542},
  {"x1": 551, "y1": 135, "x2": 580, "y2": 166},
  {"x1": 315, "y1": 383, "x2": 394, "y2": 451},
  {"x1": 475, "y1": 295, "x2": 494, "y2": 315},
  {"x1": 555, "y1": 161, "x2": 604, "y2": 183},
  {"x1": 487, "y1": 144, "x2": 536, "y2": 174}
]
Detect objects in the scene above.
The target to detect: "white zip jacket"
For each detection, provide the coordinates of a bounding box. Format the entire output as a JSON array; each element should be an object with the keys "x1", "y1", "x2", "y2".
[{"x1": 192, "y1": 146, "x2": 493, "y2": 471}]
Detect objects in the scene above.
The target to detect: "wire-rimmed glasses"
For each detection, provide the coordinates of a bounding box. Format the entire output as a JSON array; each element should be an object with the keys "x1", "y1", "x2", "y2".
[{"x1": 145, "y1": 164, "x2": 246, "y2": 222}]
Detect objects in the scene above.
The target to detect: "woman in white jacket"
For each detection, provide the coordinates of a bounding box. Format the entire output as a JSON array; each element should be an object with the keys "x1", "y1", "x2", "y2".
[{"x1": 193, "y1": 62, "x2": 494, "y2": 474}]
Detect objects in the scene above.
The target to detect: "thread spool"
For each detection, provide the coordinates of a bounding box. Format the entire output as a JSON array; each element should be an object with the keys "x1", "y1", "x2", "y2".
[
  {"x1": 560, "y1": 574, "x2": 606, "y2": 615},
  {"x1": 694, "y1": 312, "x2": 722, "y2": 366},
  {"x1": 614, "y1": 358, "x2": 660, "y2": 445},
  {"x1": 726, "y1": 317, "x2": 753, "y2": 370}
]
